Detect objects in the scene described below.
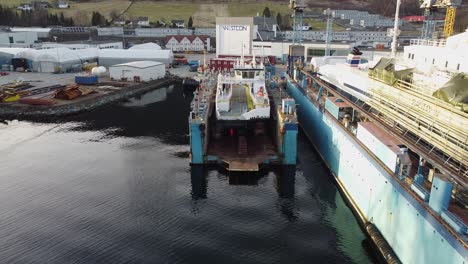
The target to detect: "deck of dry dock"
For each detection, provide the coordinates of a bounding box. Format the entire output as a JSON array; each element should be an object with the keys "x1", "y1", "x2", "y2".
[
  {"x1": 207, "y1": 132, "x2": 277, "y2": 171},
  {"x1": 0, "y1": 72, "x2": 178, "y2": 118}
]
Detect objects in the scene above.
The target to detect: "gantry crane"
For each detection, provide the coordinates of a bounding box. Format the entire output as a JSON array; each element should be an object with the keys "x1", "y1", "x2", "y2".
[{"x1": 419, "y1": 0, "x2": 462, "y2": 38}]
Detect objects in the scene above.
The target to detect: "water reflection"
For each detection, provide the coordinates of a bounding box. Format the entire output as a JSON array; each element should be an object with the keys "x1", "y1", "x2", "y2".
[
  {"x1": 121, "y1": 87, "x2": 169, "y2": 107},
  {"x1": 228, "y1": 171, "x2": 264, "y2": 185},
  {"x1": 275, "y1": 166, "x2": 298, "y2": 221},
  {"x1": 190, "y1": 166, "x2": 207, "y2": 200}
]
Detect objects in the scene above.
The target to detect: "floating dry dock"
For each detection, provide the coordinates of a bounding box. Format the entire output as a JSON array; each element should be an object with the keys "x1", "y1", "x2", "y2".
[
  {"x1": 285, "y1": 40, "x2": 467, "y2": 263},
  {"x1": 189, "y1": 70, "x2": 298, "y2": 172}
]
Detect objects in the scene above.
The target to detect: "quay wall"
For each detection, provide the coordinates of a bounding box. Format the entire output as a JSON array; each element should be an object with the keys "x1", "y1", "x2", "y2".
[{"x1": 0, "y1": 77, "x2": 178, "y2": 119}]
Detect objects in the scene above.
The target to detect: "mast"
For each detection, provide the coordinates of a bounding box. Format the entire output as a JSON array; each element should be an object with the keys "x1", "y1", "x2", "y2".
[{"x1": 391, "y1": 0, "x2": 401, "y2": 58}]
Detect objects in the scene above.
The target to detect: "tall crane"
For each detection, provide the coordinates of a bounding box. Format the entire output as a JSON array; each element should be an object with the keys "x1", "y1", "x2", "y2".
[
  {"x1": 289, "y1": 0, "x2": 306, "y2": 44},
  {"x1": 419, "y1": 0, "x2": 462, "y2": 38}
]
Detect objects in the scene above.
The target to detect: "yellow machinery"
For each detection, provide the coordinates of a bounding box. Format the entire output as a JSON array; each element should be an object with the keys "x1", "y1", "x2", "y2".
[
  {"x1": 444, "y1": 6, "x2": 457, "y2": 37},
  {"x1": 419, "y1": 0, "x2": 462, "y2": 37}
]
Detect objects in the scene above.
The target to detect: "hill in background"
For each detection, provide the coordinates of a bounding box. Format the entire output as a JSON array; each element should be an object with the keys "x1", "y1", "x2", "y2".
[{"x1": 1, "y1": 0, "x2": 467, "y2": 31}]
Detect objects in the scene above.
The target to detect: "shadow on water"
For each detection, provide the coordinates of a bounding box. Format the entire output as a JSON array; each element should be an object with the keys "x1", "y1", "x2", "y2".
[
  {"x1": 190, "y1": 165, "x2": 299, "y2": 222},
  {"x1": 275, "y1": 166, "x2": 298, "y2": 221},
  {"x1": 64, "y1": 83, "x2": 193, "y2": 145},
  {"x1": 190, "y1": 166, "x2": 207, "y2": 200}
]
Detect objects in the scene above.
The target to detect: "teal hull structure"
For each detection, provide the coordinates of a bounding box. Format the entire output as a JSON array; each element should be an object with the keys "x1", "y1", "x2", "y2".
[{"x1": 286, "y1": 78, "x2": 466, "y2": 264}]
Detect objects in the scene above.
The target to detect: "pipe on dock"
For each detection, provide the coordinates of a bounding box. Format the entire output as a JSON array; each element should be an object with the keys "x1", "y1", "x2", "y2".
[{"x1": 365, "y1": 223, "x2": 401, "y2": 264}]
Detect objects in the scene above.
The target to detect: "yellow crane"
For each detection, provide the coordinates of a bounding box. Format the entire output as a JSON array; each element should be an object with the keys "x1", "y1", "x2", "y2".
[{"x1": 419, "y1": 0, "x2": 462, "y2": 37}]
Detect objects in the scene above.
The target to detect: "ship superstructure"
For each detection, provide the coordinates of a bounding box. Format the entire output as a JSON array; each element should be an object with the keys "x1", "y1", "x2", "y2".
[{"x1": 215, "y1": 55, "x2": 270, "y2": 120}]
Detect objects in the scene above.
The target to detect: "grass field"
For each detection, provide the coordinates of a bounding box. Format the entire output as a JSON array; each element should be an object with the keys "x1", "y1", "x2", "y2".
[
  {"x1": 0, "y1": 0, "x2": 337, "y2": 29},
  {"x1": 227, "y1": 3, "x2": 290, "y2": 18},
  {"x1": 127, "y1": 2, "x2": 199, "y2": 25},
  {"x1": 305, "y1": 19, "x2": 348, "y2": 31}
]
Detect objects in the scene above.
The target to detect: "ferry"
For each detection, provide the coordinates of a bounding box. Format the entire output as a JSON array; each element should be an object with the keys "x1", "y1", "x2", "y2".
[
  {"x1": 215, "y1": 54, "x2": 270, "y2": 120},
  {"x1": 285, "y1": 24, "x2": 467, "y2": 264},
  {"x1": 189, "y1": 54, "x2": 298, "y2": 171}
]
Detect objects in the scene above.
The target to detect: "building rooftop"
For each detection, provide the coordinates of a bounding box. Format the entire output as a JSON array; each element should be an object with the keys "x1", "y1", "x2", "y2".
[
  {"x1": 164, "y1": 35, "x2": 209, "y2": 43},
  {"x1": 112, "y1": 61, "x2": 163, "y2": 69}
]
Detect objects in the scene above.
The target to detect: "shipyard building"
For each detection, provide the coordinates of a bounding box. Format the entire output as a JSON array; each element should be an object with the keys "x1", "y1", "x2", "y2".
[{"x1": 109, "y1": 61, "x2": 165, "y2": 82}]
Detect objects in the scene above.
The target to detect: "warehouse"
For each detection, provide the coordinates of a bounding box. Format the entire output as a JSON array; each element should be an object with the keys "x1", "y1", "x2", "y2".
[
  {"x1": 0, "y1": 32, "x2": 38, "y2": 48},
  {"x1": 14, "y1": 47, "x2": 98, "y2": 72},
  {"x1": 109, "y1": 61, "x2": 165, "y2": 82},
  {"x1": 98, "y1": 49, "x2": 174, "y2": 67},
  {"x1": 0, "y1": 48, "x2": 30, "y2": 67}
]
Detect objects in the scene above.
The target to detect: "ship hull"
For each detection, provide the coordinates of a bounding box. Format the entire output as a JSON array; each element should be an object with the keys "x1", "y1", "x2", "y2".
[{"x1": 286, "y1": 79, "x2": 466, "y2": 264}]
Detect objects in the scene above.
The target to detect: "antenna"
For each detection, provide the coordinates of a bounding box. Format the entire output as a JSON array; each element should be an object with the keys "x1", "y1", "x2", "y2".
[
  {"x1": 391, "y1": 0, "x2": 401, "y2": 58},
  {"x1": 325, "y1": 8, "x2": 333, "y2": 56},
  {"x1": 241, "y1": 41, "x2": 245, "y2": 65}
]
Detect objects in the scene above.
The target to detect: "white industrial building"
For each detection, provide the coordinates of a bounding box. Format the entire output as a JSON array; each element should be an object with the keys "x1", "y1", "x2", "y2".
[
  {"x1": 0, "y1": 48, "x2": 29, "y2": 66},
  {"x1": 109, "y1": 61, "x2": 165, "y2": 82},
  {"x1": 14, "y1": 47, "x2": 99, "y2": 72},
  {"x1": 129, "y1": 42, "x2": 162, "y2": 50},
  {"x1": 252, "y1": 40, "x2": 350, "y2": 60},
  {"x1": 97, "y1": 27, "x2": 124, "y2": 36},
  {"x1": 216, "y1": 17, "x2": 279, "y2": 56},
  {"x1": 216, "y1": 17, "x2": 255, "y2": 56},
  {"x1": 40, "y1": 41, "x2": 123, "y2": 50},
  {"x1": 10, "y1": 27, "x2": 51, "y2": 39},
  {"x1": 98, "y1": 49, "x2": 173, "y2": 67},
  {"x1": 0, "y1": 32, "x2": 39, "y2": 48}
]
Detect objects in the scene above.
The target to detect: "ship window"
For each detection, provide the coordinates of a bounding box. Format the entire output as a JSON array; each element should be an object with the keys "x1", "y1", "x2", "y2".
[
  {"x1": 242, "y1": 71, "x2": 255, "y2": 79},
  {"x1": 445, "y1": 61, "x2": 448, "y2": 68},
  {"x1": 411, "y1": 54, "x2": 414, "y2": 60},
  {"x1": 408, "y1": 53, "x2": 411, "y2": 59},
  {"x1": 432, "y1": 58, "x2": 435, "y2": 64},
  {"x1": 457, "y1": 64, "x2": 460, "y2": 70}
]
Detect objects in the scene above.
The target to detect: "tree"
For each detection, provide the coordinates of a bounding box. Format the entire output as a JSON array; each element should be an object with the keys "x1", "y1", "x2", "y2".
[
  {"x1": 276, "y1": 12, "x2": 282, "y2": 29},
  {"x1": 59, "y1": 13, "x2": 65, "y2": 25},
  {"x1": 188, "y1": 16, "x2": 193, "y2": 28},
  {"x1": 109, "y1": 9, "x2": 120, "y2": 21},
  {"x1": 262, "y1": 7, "x2": 271, "y2": 17},
  {"x1": 282, "y1": 14, "x2": 290, "y2": 30},
  {"x1": 91, "y1": 11, "x2": 106, "y2": 26}
]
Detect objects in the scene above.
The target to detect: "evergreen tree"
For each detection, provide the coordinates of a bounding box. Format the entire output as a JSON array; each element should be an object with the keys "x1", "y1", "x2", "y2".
[
  {"x1": 276, "y1": 12, "x2": 282, "y2": 29},
  {"x1": 60, "y1": 13, "x2": 65, "y2": 25},
  {"x1": 282, "y1": 14, "x2": 290, "y2": 30},
  {"x1": 262, "y1": 7, "x2": 271, "y2": 17},
  {"x1": 188, "y1": 16, "x2": 193, "y2": 28}
]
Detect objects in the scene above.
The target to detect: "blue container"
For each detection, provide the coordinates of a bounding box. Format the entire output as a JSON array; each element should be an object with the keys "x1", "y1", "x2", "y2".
[
  {"x1": 75, "y1": 75, "x2": 98, "y2": 85},
  {"x1": 282, "y1": 54, "x2": 288, "y2": 65},
  {"x1": 188, "y1": 60, "x2": 199, "y2": 66}
]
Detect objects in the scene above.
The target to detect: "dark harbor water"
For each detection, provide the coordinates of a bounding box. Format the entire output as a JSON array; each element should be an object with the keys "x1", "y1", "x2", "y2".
[{"x1": 0, "y1": 84, "x2": 374, "y2": 264}]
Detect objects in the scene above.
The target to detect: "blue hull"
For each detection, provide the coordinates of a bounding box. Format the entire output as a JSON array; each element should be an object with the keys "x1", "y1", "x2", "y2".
[{"x1": 286, "y1": 79, "x2": 466, "y2": 264}]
